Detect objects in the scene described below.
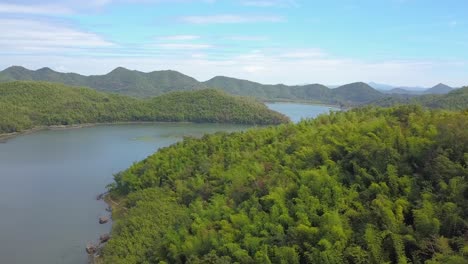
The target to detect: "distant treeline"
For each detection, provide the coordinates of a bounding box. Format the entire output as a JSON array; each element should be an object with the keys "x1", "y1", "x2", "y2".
[
  {"x1": 104, "y1": 106, "x2": 468, "y2": 263},
  {"x1": 0, "y1": 81, "x2": 289, "y2": 134},
  {"x1": 371, "y1": 86, "x2": 468, "y2": 110}
]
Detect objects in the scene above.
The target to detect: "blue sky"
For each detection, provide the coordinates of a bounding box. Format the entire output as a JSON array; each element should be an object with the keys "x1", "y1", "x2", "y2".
[{"x1": 1, "y1": 0, "x2": 467, "y2": 86}]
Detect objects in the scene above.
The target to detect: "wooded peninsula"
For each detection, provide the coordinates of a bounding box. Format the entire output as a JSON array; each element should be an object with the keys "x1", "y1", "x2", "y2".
[
  {"x1": 103, "y1": 106, "x2": 468, "y2": 264},
  {"x1": 0, "y1": 81, "x2": 289, "y2": 134}
]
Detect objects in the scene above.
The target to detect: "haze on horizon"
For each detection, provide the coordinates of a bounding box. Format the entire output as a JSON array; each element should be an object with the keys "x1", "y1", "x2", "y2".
[{"x1": 1, "y1": 0, "x2": 467, "y2": 87}]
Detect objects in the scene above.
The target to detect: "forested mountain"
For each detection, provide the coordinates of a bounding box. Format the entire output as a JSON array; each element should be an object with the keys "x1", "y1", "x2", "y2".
[
  {"x1": 204, "y1": 77, "x2": 385, "y2": 104},
  {"x1": 203, "y1": 76, "x2": 335, "y2": 102},
  {"x1": 0, "y1": 66, "x2": 207, "y2": 97},
  {"x1": 386, "y1": 88, "x2": 421, "y2": 95},
  {"x1": 0, "y1": 66, "x2": 386, "y2": 104},
  {"x1": 103, "y1": 106, "x2": 468, "y2": 264},
  {"x1": 0, "y1": 81, "x2": 289, "y2": 134},
  {"x1": 371, "y1": 86, "x2": 468, "y2": 110},
  {"x1": 332, "y1": 82, "x2": 383, "y2": 104}
]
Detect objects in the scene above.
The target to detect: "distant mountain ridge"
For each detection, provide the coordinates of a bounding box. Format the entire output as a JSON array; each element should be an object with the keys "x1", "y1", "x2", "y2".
[
  {"x1": 368, "y1": 81, "x2": 455, "y2": 95},
  {"x1": 0, "y1": 66, "x2": 384, "y2": 105},
  {"x1": 371, "y1": 86, "x2": 468, "y2": 110}
]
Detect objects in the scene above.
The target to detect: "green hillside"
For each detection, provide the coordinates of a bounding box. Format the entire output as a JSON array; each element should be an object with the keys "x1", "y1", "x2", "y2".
[
  {"x1": 0, "y1": 66, "x2": 207, "y2": 98},
  {"x1": 0, "y1": 66, "x2": 386, "y2": 105},
  {"x1": 332, "y1": 82, "x2": 384, "y2": 104},
  {"x1": 372, "y1": 86, "x2": 468, "y2": 110},
  {"x1": 103, "y1": 106, "x2": 468, "y2": 263},
  {"x1": 0, "y1": 81, "x2": 289, "y2": 134},
  {"x1": 204, "y1": 77, "x2": 384, "y2": 104},
  {"x1": 204, "y1": 76, "x2": 335, "y2": 102},
  {"x1": 148, "y1": 89, "x2": 289, "y2": 125}
]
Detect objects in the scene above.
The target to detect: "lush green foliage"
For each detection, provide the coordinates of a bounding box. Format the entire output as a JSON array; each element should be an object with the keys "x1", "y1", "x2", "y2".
[
  {"x1": 146, "y1": 90, "x2": 289, "y2": 124},
  {"x1": 373, "y1": 86, "x2": 468, "y2": 110},
  {"x1": 0, "y1": 66, "x2": 386, "y2": 104},
  {"x1": 104, "y1": 106, "x2": 468, "y2": 264},
  {"x1": 0, "y1": 81, "x2": 289, "y2": 133}
]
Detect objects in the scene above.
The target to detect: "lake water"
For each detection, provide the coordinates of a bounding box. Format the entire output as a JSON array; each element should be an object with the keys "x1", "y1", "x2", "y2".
[
  {"x1": 0, "y1": 103, "x2": 332, "y2": 264},
  {"x1": 266, "y1": 102, "x2": 338, "y2": 123}
]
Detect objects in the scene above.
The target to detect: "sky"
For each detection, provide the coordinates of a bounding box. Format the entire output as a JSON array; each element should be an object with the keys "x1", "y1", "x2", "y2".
[{"x1": 1, "y1": 0, "x2": 467, "y2": 87}]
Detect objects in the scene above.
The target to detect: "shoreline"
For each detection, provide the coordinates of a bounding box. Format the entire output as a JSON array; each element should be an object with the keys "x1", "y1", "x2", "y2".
[
  {"x1": 0, "y1": 121, "x2": 198, "y2": 143},
  {"x1": 0, "y1": 102, "x2": 338, "y2": 143},
  {"x1": 262, "y1": 99, "x2": 341, "y2": 108}
]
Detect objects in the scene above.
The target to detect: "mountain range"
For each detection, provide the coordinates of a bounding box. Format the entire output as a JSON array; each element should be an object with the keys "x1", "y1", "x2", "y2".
[
  {"x1": 0, "y1": 66, "x2": 383, "y2": 105},
  {"x1": 0, "y1": 66, "x2": 459, "y2": 105}
]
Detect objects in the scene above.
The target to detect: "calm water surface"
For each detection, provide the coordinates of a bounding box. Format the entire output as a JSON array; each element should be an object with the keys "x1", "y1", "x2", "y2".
[
  {"x1": 0, "y1": 103, "x2": 331, "y2": 264},
  {"x1": 266, "y1": 102, "x2": 339, "y2": 123}
]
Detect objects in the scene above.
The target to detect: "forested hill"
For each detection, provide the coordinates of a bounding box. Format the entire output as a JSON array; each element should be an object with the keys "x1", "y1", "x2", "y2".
[
  {"x1": 0, "y1": 66, "x2": 386, "y2": 104},
  {"x1": 0, "y1": 66, "x2": 207, "y2": 98},
  {"x1": 204, "y1": 76, "x2": 384, "y2": 104},
  {"x1": 203, "y1": 76, "x2": 334, "y2": 102},
  {"x1": 104, "y1": 106, "x2": 468, "y2": 264},
  {"x1": 147, "y1": 89, "x2": 289, "y2": 125},
  {"x1": 371, "y1": 86, "x2": 468, "y2": 110},
  {"x1": 0, "y1": 81, "x2": 289, "y2": 134}
]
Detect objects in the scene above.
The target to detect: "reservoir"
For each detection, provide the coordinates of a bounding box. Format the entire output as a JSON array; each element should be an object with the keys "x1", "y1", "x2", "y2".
[{"x1": 0, "y1": 103, "x2": 333, "y2": 264}]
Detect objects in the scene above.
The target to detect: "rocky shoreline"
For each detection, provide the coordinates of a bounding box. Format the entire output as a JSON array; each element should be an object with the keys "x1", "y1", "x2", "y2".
[{"x1": 86, "y1": 192, "x2": 114, "y2": 264}]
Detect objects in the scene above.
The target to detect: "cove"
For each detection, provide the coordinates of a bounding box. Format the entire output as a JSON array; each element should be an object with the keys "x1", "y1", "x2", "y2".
[{"x1": 0, "y1": 103, "x2": 332, "y2": 264}]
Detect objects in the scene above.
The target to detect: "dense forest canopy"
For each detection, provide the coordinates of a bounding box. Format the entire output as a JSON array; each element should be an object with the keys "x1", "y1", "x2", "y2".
[
  {"x1": 0, "y1": 81, "x2": 289, "y2": 134},
  {"x1": 104, "y1": 106, "x2": 468, "y2": 264}
]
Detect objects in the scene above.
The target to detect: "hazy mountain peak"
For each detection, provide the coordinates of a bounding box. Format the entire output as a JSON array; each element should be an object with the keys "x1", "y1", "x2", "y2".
[
  {"x1": 432, "y1": 83, "x2": 451, "y2": 88},
  {"x1": 4, "y1": 65, "x2": 29, "y2": 72},
  {"x1": 108, "y1": 66, "x2": 132, "y2": 74},
  {"x1": 425, "y1": 83, "x2": 453, "y2": 94},
  {"x1": 368, "y1": 82, "x2": 395, "y2": 90},
  {"x1": 37, "y1": 67, "x2": 55, "y2": 73}
]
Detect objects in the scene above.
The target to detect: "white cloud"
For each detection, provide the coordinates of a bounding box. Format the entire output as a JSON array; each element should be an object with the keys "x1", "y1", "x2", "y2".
[
  {"x1": 226, "y1": 35, "x2": 269, "y2": 41},
  {"x1": 0, "y1": 18, "x2": 114, "y2": 52},
  {"x1": 157, "y1": 35, "x2": 201, "y2": 41},
  {"x1": 180, "y1": 14, "x2": 285, "y2": 24},
  {"x1": 191, "y1": 53, "x2": 207, "y2": 58},
  {"x1": 241, "y1": 0, "x2": 298, "y2": 8},
  {"x1": 157, "y1": 43, "x2": 212, "y2": 49},
  {"x1": 279, "y1": 49, "x2": 326, "y2": 59},
  {"x1": 243, "y1": 65, "x2": 266, "y2": 73},
  {"x1": 0, "y1": 0, "x2": 217, "y2": 14},
  {"x1": 0, "y1": 3, "x2": 72, "y2": 15},
  {"x1": 0, "y1": 17, "x2": 465, "y2": 87}
]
